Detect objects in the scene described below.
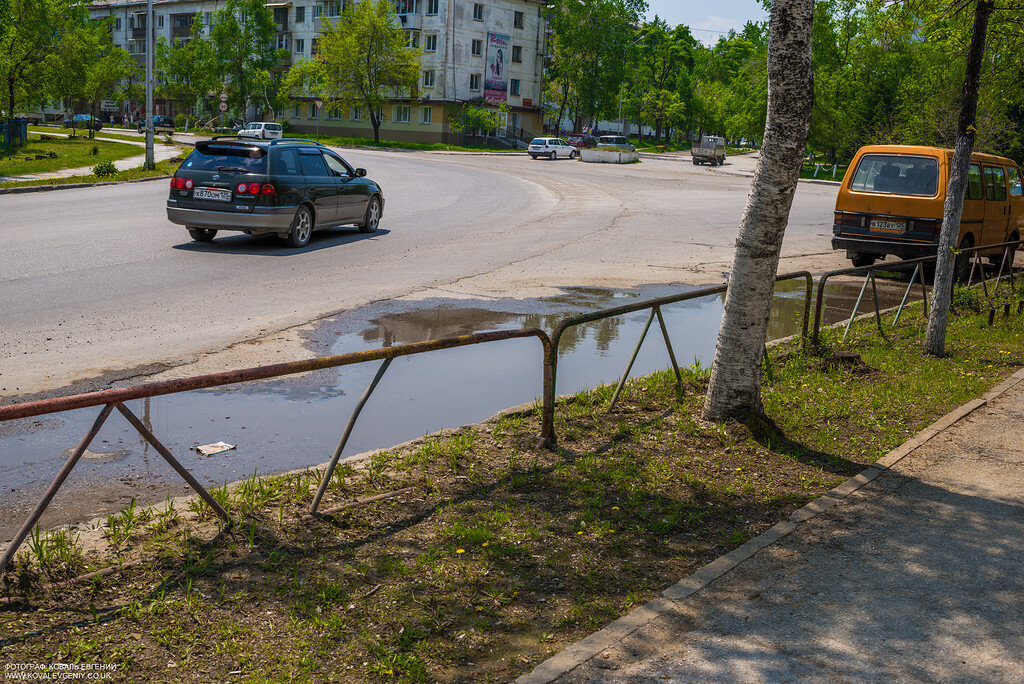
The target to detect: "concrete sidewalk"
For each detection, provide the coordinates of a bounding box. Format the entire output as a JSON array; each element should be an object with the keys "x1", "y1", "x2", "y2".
[
  {"x1": 520, "y1": 369, "x2": 1024, "y2": 683},
  {"x1": 0, "y1": 133, "x2": 180, "y2": 182}
]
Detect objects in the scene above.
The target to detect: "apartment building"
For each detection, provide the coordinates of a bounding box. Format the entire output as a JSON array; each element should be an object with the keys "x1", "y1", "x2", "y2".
[{"x1": 89, "y1": 0, "x2": 548, "y2": 142}]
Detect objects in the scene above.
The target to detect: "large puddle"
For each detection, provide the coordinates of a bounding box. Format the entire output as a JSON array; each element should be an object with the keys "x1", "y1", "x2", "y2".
[{"x1": 0, "y1": 276, "x2": 923, "y2": 539}]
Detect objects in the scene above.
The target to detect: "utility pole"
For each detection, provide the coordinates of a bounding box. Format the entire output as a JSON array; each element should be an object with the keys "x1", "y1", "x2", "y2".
[{"x1": 144, "y1": 0, "x2": 155, "y2": 169}]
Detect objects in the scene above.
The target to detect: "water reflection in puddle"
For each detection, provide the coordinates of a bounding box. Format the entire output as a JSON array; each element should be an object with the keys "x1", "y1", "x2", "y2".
[{"x1": 0, "y1": 277, "x2": 922, "y2": 536}]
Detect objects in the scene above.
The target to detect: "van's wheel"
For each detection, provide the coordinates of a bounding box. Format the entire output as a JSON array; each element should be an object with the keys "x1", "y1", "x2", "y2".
[
  {"x1": 954, "y1": 234, "x2": 974, "y2": 283},
  {"x1": 851, "y1": 253, "x2": 876, "y2": 268},
  {"x1": 187, "y1": 227, "x2": 216, "y2": 242},
  {"x1": 358, "y1": 196, "x2": 381, "y2": 233},
  {"x1": 284, "y1": 205, "x2": 313, "y2": 248},
  {"x1": 1003, "y1": 232, "x2": 1019, "y2": 270}
]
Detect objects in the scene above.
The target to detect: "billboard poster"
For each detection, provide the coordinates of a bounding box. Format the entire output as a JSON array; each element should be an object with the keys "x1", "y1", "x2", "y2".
[{"x1": 484, "y1": 32, "x2": 510, "y2": 104}]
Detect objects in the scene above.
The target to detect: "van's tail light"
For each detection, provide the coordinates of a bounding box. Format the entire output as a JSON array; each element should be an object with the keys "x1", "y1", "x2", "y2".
[
  {"x1": 834, "y1": 212, "x2": 865, "y2": 228},
  {"x1": 235, "y1": 182, "x2": 275, "y2": 195}
]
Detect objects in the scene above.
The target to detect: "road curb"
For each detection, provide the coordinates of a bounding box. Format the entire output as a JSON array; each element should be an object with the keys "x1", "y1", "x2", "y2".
[
  {"x1": 514, "y1": 365, "x2": 1024, "y2": 684},
  {"x1": 0, "y1": 174, "x2": 173, "y2": 195}
]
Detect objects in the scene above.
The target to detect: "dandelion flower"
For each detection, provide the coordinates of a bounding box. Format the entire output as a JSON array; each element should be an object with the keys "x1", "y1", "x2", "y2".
[{"x1": 456, "y1": 548, "x2": 465, "y2": 554}]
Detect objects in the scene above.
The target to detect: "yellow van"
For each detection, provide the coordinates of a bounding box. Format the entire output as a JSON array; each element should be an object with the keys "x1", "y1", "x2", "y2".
[{"x1": 832, "y1": 145, "x2": 1023, "y2": 273}]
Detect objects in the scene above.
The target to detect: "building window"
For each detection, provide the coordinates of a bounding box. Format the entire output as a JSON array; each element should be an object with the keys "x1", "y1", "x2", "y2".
[
  {"x1": 311, "y1": 37, "x2": 319, "y2": 55},
  {"x1": 295, "y1": 6, "x2": 305, "y2": 21},
  {"x1": 511, "y1": 45, "x2": 522, "y2": 62},
  {"x1": 157, "y1": 14, "x2": 164, "y2": 27},
  {"x1": 422, "y1": 70, "x2": 434, "y2": 87},
  {"x1": 406, "y1": 30, "x2": 420, "y2": 48},
  {"x1": 204, "y1": 11, "x2": 212, "y2": 26},
  {"x1": 351, "y1": 105, "x2": 362, "y2": 120},
  {"x1": 309, "y1": 103, "x2": 318, "y2": 119},
  {"x1": 276, "y1": 35, "x2": 288, "y2": 49},
  {"x1": 510, "y1": 78, "x2": 520, "y2": 96},
  {"x1": 327, "y1": 107, "x2": 342, "y2": 120},
  {"x1": 514, "y1": 10, "x2": 524, "y2": 29},
  {"x1": 293, "y1": 105, "x2": 301, "y2": 117},
  {"x1": 128, "y1": 40, "x2": 146, "y2": 54},
  {"x1": 421, "y1": 106, "x2": 432, "y2": 124},
  {"x1": 471, "y1": 39, "x2": 482, "y2": 56},
  {"x1": 324, "y1": 1, "x2": 340, "y2": 16},
  {"x1": 394, "y1": 105, "x2": 411, "y2": 123},
  {"x1": 294, "y1": 38, "x2": 304, "y2": 53},
  {"x1": 425, "y1": 34, "x2": 437, "y2": 51},
  {"x1": 394, "y1": 0, "x2": 419, "y2": 13},
  {"x1": 426, "y1": 0, "x2": 438, "y2": 14},
  {"x1": 469, "y1": 73, "x2": 481, "y2": 91},
  {"x1": 313, "y1": 4, "x2": 322, "y2": 18},
  {"x1": 473, "y1": 3, "x2": 483, "y2": 20},
  {"x1": 114, "y1": 17, "x2": 121, "y2": 30}
]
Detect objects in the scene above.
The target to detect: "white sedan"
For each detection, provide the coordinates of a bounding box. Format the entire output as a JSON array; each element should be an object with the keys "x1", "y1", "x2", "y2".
[{"x1": 528, "y1": 137, "x2": 578, "y2": 160}]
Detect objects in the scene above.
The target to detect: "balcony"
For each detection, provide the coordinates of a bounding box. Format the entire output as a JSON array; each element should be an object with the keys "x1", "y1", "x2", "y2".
[{"x1": 394, "y1": 12, "x2": 422, "y2": 30}]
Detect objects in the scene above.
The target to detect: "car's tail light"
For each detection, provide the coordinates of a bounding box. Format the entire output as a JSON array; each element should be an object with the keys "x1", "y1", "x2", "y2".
[
  {"x1": 261, "y1": 184, "x2": 276, "y2": 195},
  {"x1": 173, "y1": 177, "x2": 186, "y2": 189},
  {"x1": 184, "y1": 179, "x2": 193, "y2": 190},
  {"x1": 236, "y1": 183, "x2": 248, "y2": 193},
  {"x1": 247, "y1": 182, "x2": 261, "y2": 195}
]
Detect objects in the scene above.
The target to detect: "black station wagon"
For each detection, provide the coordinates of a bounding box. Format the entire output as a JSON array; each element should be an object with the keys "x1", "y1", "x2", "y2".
[{"x1": 166, "y1": 137, "x2": 385, "y2": 248}]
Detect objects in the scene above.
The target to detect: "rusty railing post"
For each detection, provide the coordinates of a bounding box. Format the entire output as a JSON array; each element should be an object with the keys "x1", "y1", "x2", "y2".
[
  {"x1": 309, "y1": 357, "x2": 393, "y2": 515},
  {"x1": 114, "y1": 402, "x2": 231, "y2": 525},
  {"x1": 0, "y1": 404, "x2": 115, "y2": 576},
  {"x1": 609, "y1": 308, "x2": 656, "y2": 411},
  {"x1": 538, "y1": 334, "x2": 557, "y2": 449},
  {"x1": 654, "y1": 307, "x2": 683, "y2": 394}
]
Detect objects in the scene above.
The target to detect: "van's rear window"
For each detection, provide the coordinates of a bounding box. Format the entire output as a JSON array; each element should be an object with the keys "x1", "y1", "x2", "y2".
[
  {"x1": 851, "y1": 154, "x2": 938, "y2": 196},
  {"x1": 184, "y1": 144, "x2": 267, "y2": 173}
]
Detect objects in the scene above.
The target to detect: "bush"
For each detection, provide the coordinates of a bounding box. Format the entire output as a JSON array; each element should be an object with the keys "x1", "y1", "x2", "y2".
[
  {"x1": 90, "y1": 145, "x2": 99, "y2": 156},
  {"x1": 174, "y1": 113, "x2": 187, "y2": 129},
  {"x1": 92, "y1": 161, "x2": 118, "y2": 177}
]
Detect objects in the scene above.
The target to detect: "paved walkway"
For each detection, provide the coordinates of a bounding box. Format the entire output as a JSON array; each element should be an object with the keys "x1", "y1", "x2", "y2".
[
  {"x1": 0, "y1": 132, "x2": 181, "y2": 182},
  {"x1": 520, "y1": 369, "x2": 1024, "y2": 683}
]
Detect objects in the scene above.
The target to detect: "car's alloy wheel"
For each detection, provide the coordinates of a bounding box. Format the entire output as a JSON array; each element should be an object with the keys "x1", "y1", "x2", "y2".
[
  {"x1": 550, "y1": 150, "x2": 557, "y2": 160},
  {"x1": 285, "y1": 206, "x2": 313, "y2": 248},
  {"x1": 187, "y1": 227, "x2": 217, "y2": 242},
  {"x1": 359, "y1": 196, "x2": 381, "y2": 234},
  {"x1": 569, "y1": 150, "x2": 577, "y2": 159}
]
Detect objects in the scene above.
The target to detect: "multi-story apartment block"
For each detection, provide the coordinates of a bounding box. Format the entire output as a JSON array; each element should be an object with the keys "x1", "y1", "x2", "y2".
[{"x1": 89, "y1": 0, "x2": 548, "y2": 143}]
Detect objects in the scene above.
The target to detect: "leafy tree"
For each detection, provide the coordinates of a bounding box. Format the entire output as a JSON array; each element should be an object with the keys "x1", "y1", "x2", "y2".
[
  {"x1": 279, "y1": 0, "x2": 420, "y2": 143},
  {"x1": 209, "y1": 0, "x2": 286, "y2": 122},
  {"x1": 0, "y1": 0, "x2": 83, "y2": 147},
  {"x1": 156, "y1": 22, "x2": 218, "y2": 131},
  {"x1": 82, "y1": 43, "x2": 138, "y2": 139}
]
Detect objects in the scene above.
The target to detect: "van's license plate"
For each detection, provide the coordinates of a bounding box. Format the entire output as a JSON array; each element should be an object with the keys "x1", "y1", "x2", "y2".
[
  {"x1": 870, "y1": 219, "x2": 906, "y2": 234},
  {"x1": 194, "y1": 187, "x2": 232, "y2": 202}
]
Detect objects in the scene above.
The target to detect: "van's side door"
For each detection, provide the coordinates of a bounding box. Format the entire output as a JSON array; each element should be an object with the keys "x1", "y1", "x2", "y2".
[
  {"x1": 298, "y1": 150, "x2": 339, "y2": 225},
  {"x1": 983, "y1": 165, "x2": 1009, "y2": 248},
  {"x1": 1007, "y1": 166, "x2": 1023, "y2": 243}
]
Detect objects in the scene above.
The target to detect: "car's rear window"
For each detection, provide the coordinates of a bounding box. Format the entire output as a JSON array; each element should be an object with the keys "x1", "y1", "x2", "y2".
[
  {"x1": 851, "y1": 154, "x2": 939, "y2": 196},
  {"x1": 184, "y1": 144, "x2": 267, "y2": 173},
  {"x1": 530, "y1": 138, "x2": 548, "y2": 145}
]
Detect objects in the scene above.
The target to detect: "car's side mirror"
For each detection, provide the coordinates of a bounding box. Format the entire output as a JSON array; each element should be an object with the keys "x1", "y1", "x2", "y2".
[{"x1": 355, "y1": 168, "x2": 366, "y2": 177}]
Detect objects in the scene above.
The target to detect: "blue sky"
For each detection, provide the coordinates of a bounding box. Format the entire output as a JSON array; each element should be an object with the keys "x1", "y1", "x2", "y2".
[{"x1": 646, "y1": 0, "x2": 768, "y2": 42}]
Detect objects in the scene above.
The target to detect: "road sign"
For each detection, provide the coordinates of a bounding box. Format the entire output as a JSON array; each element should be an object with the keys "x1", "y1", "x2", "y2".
[
  {"x1": 100, "y1": 99, "x2": 118, "y2": 112},
  {"x1": 219, "y1": 102, "x2": 228, "y2": 112},
  {"x1": 314, "y1": 99, "x2": 324, "y2": 110},
  {"x1": 219, "y1": 93, "x2": 228, "y2": 102}
]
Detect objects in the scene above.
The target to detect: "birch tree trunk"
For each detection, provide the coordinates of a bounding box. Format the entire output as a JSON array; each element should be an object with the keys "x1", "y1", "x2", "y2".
[
  {"x1": 701, "y1": 0, "x2": 814, "y2": 422},
  {"x1": 923, "y1": 0, "x2": 993, "y2": 357}
]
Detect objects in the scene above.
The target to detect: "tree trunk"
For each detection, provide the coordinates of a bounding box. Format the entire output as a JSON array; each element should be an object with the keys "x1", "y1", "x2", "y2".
[
  {"x1": 371, "y1": 112, "x2": 381, "y2": 143},
  {"x1": 702, "y1": 0, "x2": 814, "y2": 422},
  {"x1": 923, "y1": 0, "x2": 994, "y2": 357},
  {"x1": 7, "y1": 75, "x2": 15, "y2": 149}
]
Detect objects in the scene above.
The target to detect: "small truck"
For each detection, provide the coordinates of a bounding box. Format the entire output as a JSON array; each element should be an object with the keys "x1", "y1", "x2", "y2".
[{"x1": 691, "y1": 135, "x2": 726, "y2": 166}]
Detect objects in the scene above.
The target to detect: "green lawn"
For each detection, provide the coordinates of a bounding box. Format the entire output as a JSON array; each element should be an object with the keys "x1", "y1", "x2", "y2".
[
  {"x1": 801, "y1": 162, "x2": 847, "y2": 181},
  {"x1": 0, "y1": 158, "x2": 183, "y2": 189},
  {"x1": 0, "y1": 134, "x2": 142, "y2": 177}
]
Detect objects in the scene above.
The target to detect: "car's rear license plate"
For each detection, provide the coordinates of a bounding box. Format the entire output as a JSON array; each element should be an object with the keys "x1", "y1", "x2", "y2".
[
  {"x1": 194, "y1": 187, "x2": 231, "y2": 202},
  {"x1": 870, "y1": 219, "x2": 906, "y2": 234}
]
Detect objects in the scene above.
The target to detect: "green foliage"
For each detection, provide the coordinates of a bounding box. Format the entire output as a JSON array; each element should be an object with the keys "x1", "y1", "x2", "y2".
[
  {"x1": 92, "y1": 160, "x2": 117, "y2": 176},
  {"x1": 279, "y1": 0, "x2": 420, "y2": 143},
  {"x1": 156, "y1": 22, "x2": 219, "y2": 128},
  {"x1": 209, "y1": 0, "x2": 287, "y2": 119},
  {"x1": 446, "y1": 102, "x2": 502, "y2": 133}
]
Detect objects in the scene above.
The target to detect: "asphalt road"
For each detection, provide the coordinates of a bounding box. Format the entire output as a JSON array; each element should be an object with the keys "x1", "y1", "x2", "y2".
[{"x1": 0, "y1": 150, "x2": 844, "y2": 398}]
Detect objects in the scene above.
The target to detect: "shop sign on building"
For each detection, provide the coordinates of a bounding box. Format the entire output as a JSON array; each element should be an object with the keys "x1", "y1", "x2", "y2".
[{"x1": 484, "y1": 32, "x2": 510, "y2": 104}]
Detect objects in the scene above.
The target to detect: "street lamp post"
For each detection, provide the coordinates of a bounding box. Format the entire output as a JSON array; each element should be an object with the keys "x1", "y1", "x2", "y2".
[
  {"x1": 617, "y1": 34, "x2": 647, "y2": 138},
  {"x1": 144, "y1": 0, "x2": 155, "y2": 169}
]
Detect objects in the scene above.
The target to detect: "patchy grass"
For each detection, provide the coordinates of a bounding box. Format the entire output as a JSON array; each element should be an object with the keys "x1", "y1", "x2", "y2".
[
  {"x1": 0, "y1": 134, "x2": 143, "y2": 177},
  {"x1": 2, "y1": 282, "x2": 1024, "y2": 681},
  {"x1": 295, "y1": 134, "x2": 513, "y2": 153},
  {"x1": 0, "y1": 158, "x2": 183, "y2": 189},
  {"x1": 800, "y1": 161, "x2": 847, "y2": 181}
]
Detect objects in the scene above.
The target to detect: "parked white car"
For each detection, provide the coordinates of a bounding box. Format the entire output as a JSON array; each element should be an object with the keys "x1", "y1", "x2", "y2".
[
  {"x1": 528, "y1": 137, "x2": 578, "y2": 160},
  {"x1": 237, "y1": 122, "x2": 284, "y2": 140}
]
